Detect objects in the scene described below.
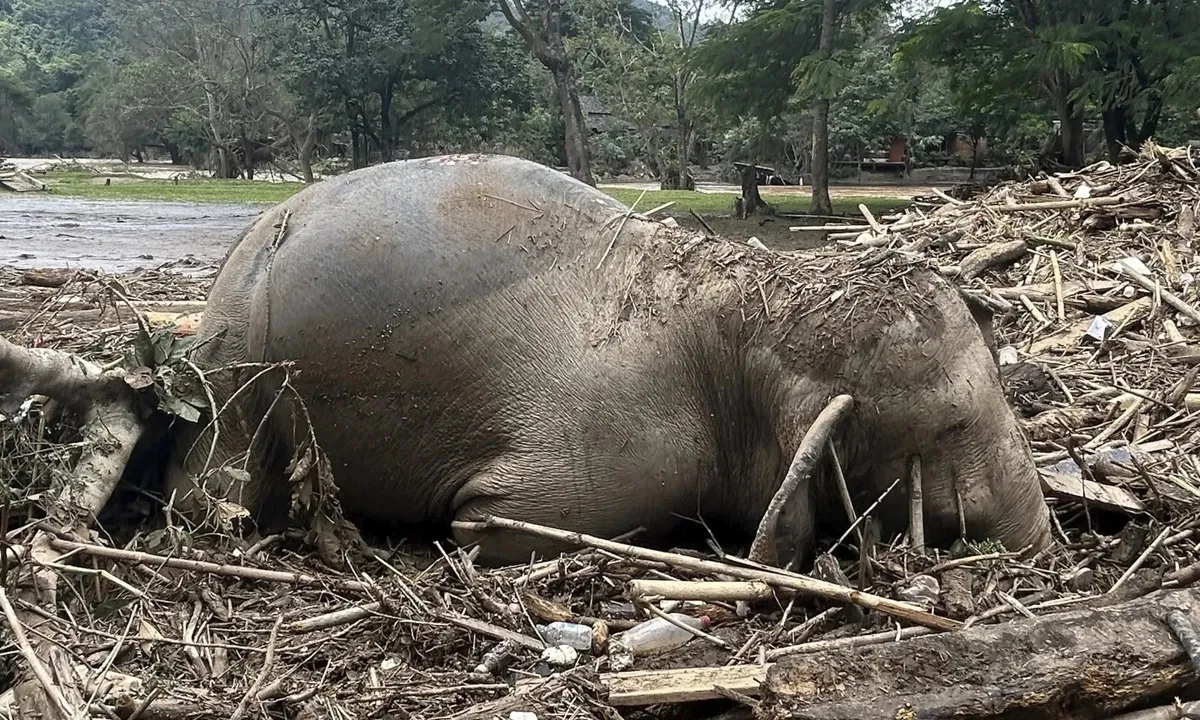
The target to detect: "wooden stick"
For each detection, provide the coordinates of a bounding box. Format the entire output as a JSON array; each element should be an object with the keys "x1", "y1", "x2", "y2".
[
  {"x1": 289, "y1": 602, "x2": 384, "y2": 632},
  {"x1": 960, "y1": 239, "x2": 1028, "y2": 281},
  {"x1": 596, "y1": 189, "x2": 646, "y2": 269},
  {"x1": 230, "y1": 617, "x2": 282, "y2": 720},
  {"x1": 858, "y1": 203, "x2": 884, "y2": 234},
  {"x1": 453, "y1": 516, "x2": 961, "y2": 632},
  {"x1": 0, "y1": 588, "x2": 77, "y2": 720},
  {"x1": 47, "y1": 538, "x2": 372, "y2": 593},
  {"x1": 828, "y1": 441, "x2": 860, "y2": 544},
  {"x1": 1050, "y1": 249, "x2": 1066, "y2": 320},
  {"x1": 989, "y1": 196, "x2": 1123, "y2": 213},
  {"x1": 766, "y1": 625, "x2": 933, "y2": 660},
  {"x1": 748, "y1": 395, "x2": 854, "y2": 565},
  {"x1": 441, "y1": 613, "x2": 547, "y2": 651},
  {"x1": 626, "y1": 580, "x2": 775, "y2": 603},
  {"x1": 640, "y1": 603, "x2": 729, "y2": 648},
  {"x1": 1117, "y1": 259, "x2": 1200, "y2": 325},
  {"x1": 1109, "y1": 526, "x2": 1172, "y2": 595},
  {"x1": 907, "y1": 455, "x2": 925, "y2": 552}
]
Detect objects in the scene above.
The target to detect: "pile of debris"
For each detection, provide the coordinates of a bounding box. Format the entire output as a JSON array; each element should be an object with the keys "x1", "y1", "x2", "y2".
[
  {"x1": 0, "y1": 160, "x2": 47, "y2": 194},
  {"x1": 2, "y1": 144, "x2": 1200, "y2": 720}
]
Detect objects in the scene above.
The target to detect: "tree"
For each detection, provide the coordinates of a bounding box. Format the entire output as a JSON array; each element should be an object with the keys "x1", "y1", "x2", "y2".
[
  {"x1": 1075, "y1": 0, "x2": 1200, "y2": 163},
  {"x1": 696, "y1": 0, "x2": 891, "y2": 215},
  {"x1": 497, "y1": 0, "x2": 595, "y2": 185},
  {"x1": 574, "y1": 0, "x2": 708, "y2": 188}
]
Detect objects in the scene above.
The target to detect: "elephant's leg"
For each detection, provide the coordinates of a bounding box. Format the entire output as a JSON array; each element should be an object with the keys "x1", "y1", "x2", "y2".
[{"x1": 450, "y1": 458, "x2": 650, "y2": 566}]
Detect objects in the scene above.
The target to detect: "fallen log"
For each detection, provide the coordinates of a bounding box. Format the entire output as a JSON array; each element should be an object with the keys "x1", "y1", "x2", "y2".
[{"x1": 757, "y1": 586, "x2": 1200, "y2": 720}]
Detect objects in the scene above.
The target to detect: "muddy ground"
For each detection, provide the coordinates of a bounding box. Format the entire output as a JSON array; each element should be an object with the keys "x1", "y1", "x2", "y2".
[
  {"x1": 0, "y1": 193, "x2": 848, "y2": 270},
  {"x1": 0, "y1": 195, "x2": 264, "y2": 272}
]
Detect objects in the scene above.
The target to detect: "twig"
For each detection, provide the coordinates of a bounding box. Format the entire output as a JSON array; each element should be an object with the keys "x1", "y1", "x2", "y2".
[
  {"x1": 289, "y1": 602, "x2": 384, "y2": 632},
  {"x1": 640, "y1": 602, "x2": 729, "y2": 649},
  {"x1": 990, "y1": 196, "x2": 1123, "y2": 213},
  {"x1": 0, "y1": 587, "x2": 76, "y2": 720},
  {"x1": 1117, "y1": 259, "x2": 1200, "y2": 325},
  {"x1": 597, "y1": 190, "x2": 646, "y2": 269},
  {"x1": 230, "y1": 616, "x2": 282, "y2": 720},
  {"x1": 831, "y1": 477, "x2": 903, "y2": 552},
  {"x1": 827, "y1": 442, "x2": 860, "y2": 544},
  {"x1": 1050, "y1": 249, "x2": 1066, "y2": 320},
  {"x1": 764, "y1": 625, "x2": 933, "y2": 660},
  {"x1": 626, "y1": 580, "x2": 775, "y2": 603},
  {"x1": 689, "y1": 208, "x2": 716, "y2": 237},
  {"x1": 908, "y1": 455, "x2": 925, "y2": 552},
  {"x1": 47, "y1": 538, "x2": 372, "y2": 593},
  {"x1": 453, "y1": 516, "x2": 962, "y2": 632},
  {"x1": 1108, "y1": 526, "x2": 1171, "y2": 595},
  {"x1": 748, "y1": 395, "x2": 854, "y2": 564}
]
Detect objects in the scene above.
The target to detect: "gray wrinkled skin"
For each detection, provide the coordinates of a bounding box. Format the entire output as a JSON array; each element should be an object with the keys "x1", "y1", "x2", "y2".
[{"x1": 165, "y1": 154, "x2": 1053, "y2": 567}]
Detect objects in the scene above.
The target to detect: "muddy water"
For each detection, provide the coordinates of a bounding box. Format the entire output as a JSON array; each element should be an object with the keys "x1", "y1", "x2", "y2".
[{"x1": 0, "y1": 195, "x2": 265, "y2": 273}]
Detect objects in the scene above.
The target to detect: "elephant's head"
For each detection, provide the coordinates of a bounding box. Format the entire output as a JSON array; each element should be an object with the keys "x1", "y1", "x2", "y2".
[{"x1": 799, "y1": 272, "x2": 1053, "y2": 557}]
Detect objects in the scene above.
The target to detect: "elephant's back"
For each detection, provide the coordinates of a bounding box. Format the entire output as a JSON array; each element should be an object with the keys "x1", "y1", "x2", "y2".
[{"x1": 204, "y1": 155, "x2": 639, "y2": 523}]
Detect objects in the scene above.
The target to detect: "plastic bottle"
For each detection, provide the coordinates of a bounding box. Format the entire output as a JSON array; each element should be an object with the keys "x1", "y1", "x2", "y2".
[
  {"x1": 613, "y1": 614, "x2": 711, "y2": 656},
  {"x1": 539, "y1": 621, "x2": 593, "y2": 651}
]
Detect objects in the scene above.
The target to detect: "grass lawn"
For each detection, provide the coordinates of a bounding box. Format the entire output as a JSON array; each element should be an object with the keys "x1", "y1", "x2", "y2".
[{"x1": 36, "y1": 170, "x2": 913, "y2": 216}]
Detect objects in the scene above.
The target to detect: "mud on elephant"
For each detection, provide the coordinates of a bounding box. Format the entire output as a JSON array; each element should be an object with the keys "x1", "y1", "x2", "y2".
[{"x1": 156, "y1": 154, "x2": 1052, "y2": 568}]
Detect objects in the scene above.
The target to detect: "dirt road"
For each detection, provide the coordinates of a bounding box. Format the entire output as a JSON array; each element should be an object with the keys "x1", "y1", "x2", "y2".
[{"x1": 0, "y1": 195, "x2": 264, "y2": 273}]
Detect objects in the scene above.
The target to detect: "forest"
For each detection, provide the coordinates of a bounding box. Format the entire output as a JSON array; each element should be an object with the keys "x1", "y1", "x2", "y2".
[{"x1": 1, "y1": 0, "x2": 1199, "y2": 213}]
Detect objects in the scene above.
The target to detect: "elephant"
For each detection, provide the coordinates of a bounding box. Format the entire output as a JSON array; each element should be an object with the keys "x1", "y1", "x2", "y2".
[{"x1": 164, "y1": 153, "x2": 1053, "y2": 568}]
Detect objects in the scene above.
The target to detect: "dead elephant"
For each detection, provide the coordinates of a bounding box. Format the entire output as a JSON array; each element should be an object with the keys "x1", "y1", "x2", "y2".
[{"x1": 162, "y1": 154, "x2": 1053, "y2": 567}]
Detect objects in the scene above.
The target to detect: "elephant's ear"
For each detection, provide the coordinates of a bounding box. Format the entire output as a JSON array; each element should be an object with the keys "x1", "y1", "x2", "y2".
[{"x1": 956, "y1": 287, "x2": 999, "y2": 365}]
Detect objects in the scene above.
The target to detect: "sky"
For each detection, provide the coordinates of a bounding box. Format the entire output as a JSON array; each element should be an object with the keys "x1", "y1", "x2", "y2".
[{"x1": 660, "y1": 0, "x2": 959, "y2": 25}]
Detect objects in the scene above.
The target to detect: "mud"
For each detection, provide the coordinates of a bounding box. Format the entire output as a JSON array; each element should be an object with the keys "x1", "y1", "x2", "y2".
[{"x1": 0, "y1": 195, "x2": 265, "y2": 273}]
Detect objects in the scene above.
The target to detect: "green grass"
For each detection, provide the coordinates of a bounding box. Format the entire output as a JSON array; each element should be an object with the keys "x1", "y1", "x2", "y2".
[
  {"x1": 37, "y1": 170, "x2": 913, "y2": 216},
  {"x1": 41, "y1": 171, "x2": 304, "y2": 204}
]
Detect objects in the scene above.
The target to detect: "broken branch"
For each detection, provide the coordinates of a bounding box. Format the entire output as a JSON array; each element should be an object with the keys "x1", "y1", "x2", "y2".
[{"x1": 453, "y1": 515, "x2": 960, "y2": 632}]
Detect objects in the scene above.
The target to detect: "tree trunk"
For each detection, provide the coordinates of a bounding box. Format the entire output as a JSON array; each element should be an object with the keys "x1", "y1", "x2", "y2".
[
  {"x1": 809, "y1": 0, "x2": 836, "y2": 215},
  {"x1": 737, "y1": 164, "x2": 765, "y2": 219},
  {"x1": 672, "y1": 74, "x2": 694, "y2": 191},
  {"x1": 497, "y1": 0, "x2": 593, "y2": 186},
  {"x1": 240, "y1": 136, "x2": 255, "y2": 180},
  {"x1": 379, "y1": 81, "x2": 395, "y2": 162},
  {"x1": 553, "y1": 66, "x2": 594, "y2": 186},
  {"x1": 760, "y1": 586, "x2": 1200, "y2": 720},
  {"x1": 299, "y1": 113, "x2": 317, "y2": 184},
  {"x1": 1102, "y1": 105, "x2": 1128, "y2": 164},
  {"x1": 1056, "y1": 95, "x2": 1086, "y2": 168}
]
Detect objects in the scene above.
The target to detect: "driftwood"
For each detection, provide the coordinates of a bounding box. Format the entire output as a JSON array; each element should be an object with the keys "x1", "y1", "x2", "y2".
[
  {"x1": 959, "y1": 239, "x2": 1029, "y2": 280},
  {"x1": 0, "y1": 336, "x2": 145, "y2": 719},
  {"x1": 758, "y1": 586, "x2": 1200, "y2": 720}
]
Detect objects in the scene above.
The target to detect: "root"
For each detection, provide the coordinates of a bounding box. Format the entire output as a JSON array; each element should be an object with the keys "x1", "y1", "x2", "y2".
[
  {"x1": 0, "y1": 336, "x2": 130, "y2": 415},
  {"x1": 748, "y1": 395, "x2": 854, "y2": 566},
  {"x1": 0, "y1": 336, "x2": 145, "y2": 719}
]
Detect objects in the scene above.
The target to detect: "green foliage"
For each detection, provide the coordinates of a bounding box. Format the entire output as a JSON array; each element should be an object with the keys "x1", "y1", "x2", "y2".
[{"x1": 896, "y1": 0, "x2": 1200, "y2": 166}]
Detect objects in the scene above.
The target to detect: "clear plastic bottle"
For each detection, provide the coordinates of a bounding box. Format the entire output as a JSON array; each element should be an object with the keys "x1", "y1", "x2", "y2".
[
  {"x1": 540, "y1": 621, "x2": 594, "y2": 651},
  {"x1": 613, "y1": 614, "x2": 711, "y2": 656}
]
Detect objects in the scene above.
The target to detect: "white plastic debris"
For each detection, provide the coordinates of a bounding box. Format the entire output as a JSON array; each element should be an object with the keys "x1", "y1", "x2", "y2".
[
  {"x1": 998, "y1": 346, "x2": 1020, "y2": 366},
  {"x1": 539, "y1": 644, "x2": 578, "y2": 668},
  {"x1": 1116, "y1": 256, "x2": 1152, "y2": 277},
  {"x1": 747, "y1": 237, "x2": 768, "y2": 251},
  {"x1": 1073, "y1": 183, "x2": 1093, "y2": 199},
  {"x1": 1085, "y1": 315, "x2": 1114, "y2": 341},
  {"x1": 511, "y1": 712, "x2": 538, "y2": 720}
]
